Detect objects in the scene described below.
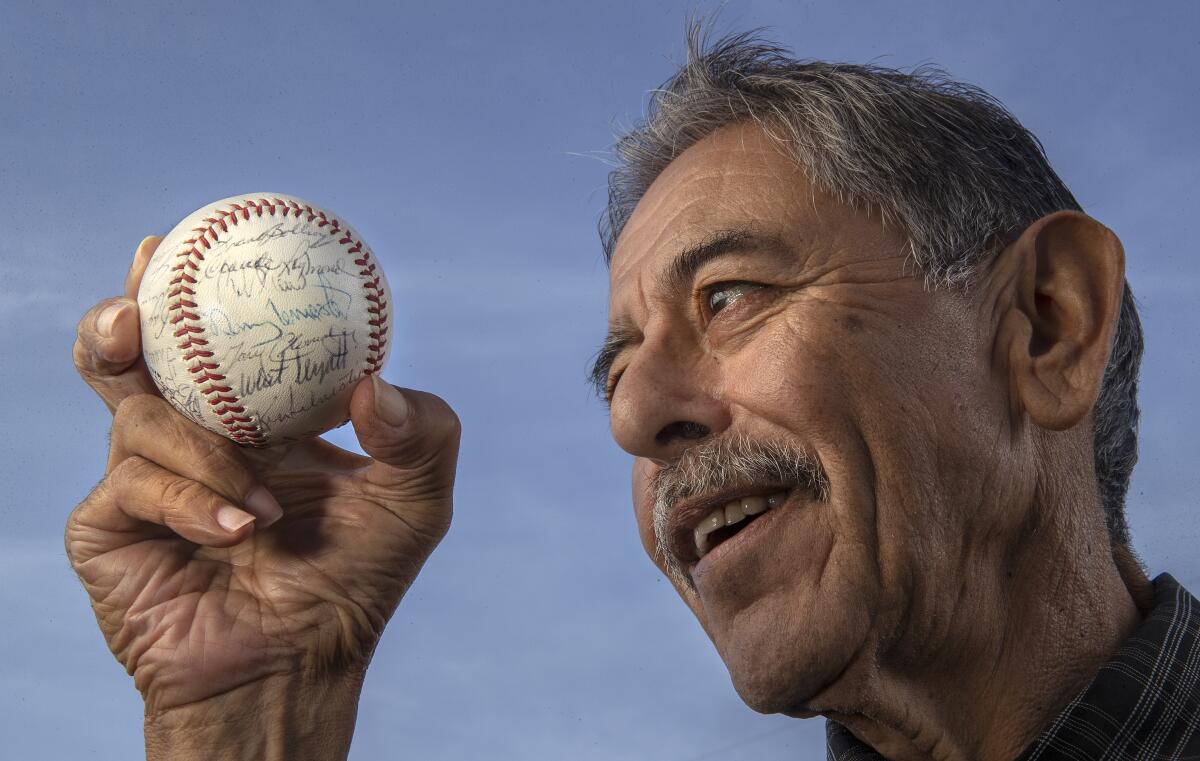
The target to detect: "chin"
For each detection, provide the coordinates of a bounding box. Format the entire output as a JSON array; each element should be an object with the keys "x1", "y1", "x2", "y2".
[
  {"x1": 723, "y1": 646, "x2": 851, "y2": 715},
  {"x1": 731, "y1": 675, "x2": 817, "y2": 715},
  {"x1": 714, "y1": 619, "x2": 865, "y2": 717},
  {"x1": 682, "y1": 481, "x2": 882, "y2": 717},
  {"x1": 707, "y1": 576, "x2": 877, "y2": 717}
]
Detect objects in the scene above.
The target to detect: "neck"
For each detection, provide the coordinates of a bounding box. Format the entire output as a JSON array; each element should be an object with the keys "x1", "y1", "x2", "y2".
[{"x1": 817, "y1": 458, "x2": 1147, "y2": 761}]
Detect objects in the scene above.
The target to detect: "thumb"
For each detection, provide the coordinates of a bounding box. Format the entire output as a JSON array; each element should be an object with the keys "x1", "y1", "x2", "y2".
[{"x1": 350, "y1": 374, "x2": 461, "y2": 505}]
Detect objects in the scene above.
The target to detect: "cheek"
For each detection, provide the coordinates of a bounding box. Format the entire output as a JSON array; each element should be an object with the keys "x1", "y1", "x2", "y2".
[
  {"x1": 734, "y1": 301, "x2": 975, "y2": 447},
  {"x1": 720, "y1": 311, "x2": 865, "y2": 427},
  {"x1": 718, "y1": 308, "x2": 920, "y2": 563},
  {"x1": 720, "y1": 314, "x2": 886, "y2": 534}
]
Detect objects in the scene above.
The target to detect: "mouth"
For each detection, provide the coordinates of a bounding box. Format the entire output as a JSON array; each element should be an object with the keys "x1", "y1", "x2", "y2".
[{"x1": 668, "y1": 487, "x2": 793, "y2": 569}]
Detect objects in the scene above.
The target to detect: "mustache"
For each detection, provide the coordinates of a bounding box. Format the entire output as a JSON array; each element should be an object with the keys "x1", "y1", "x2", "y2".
[{"x1": 650, "y1": 435, "x2": 830, "y2": 588}]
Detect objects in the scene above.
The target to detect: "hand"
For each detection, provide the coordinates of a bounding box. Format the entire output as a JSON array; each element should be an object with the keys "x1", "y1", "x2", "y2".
[{"x1": 66, "y1": 236, "x2": 459, "y2": 758}]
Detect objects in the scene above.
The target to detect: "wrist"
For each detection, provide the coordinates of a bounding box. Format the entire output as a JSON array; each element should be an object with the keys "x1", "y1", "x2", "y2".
[{"x1": 143, "y1": 670, "x2": 365, "y2": 761}]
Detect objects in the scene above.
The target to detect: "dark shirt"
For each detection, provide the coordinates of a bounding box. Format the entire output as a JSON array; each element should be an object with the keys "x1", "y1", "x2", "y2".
[{"x1": 827, "y1": 574, "x2": 1200, "y2": 760}]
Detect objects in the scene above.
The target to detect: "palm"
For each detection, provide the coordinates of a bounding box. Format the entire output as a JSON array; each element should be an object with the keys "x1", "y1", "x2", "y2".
[{"x1": 69, "y1": 438, "x2": 450, "y2": 712}]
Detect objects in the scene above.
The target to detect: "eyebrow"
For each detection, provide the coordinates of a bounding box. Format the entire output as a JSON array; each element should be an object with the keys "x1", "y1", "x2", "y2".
[
  {"x1": 588, "y1": 227, "x2": 785, "y2": 400},
  {"x1": 658, "y1": 227, "x2": 771, "y2": 297},
  {"x1": 587, "y1": 320, "x2": 640, "y2": 399}
]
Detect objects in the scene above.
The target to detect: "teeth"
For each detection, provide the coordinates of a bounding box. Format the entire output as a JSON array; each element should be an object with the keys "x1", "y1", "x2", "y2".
[
  {"x1": 742, "y1": 496, "x2": 767, "y2": 515},
  {"x1": 724, "y1": 500, "x2": 746, "y2": 525},
  {"x1": 693, "y1": 491, "x2": 789, "y2": 559},
  {"x1": 700, "y1": 509, "x2": 725, "y2": 533}
]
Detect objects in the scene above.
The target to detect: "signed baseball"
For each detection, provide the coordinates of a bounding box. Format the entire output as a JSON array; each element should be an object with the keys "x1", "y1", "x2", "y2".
[{"x1": 138, "y1": 193, "x2": 392, "y2": 447}]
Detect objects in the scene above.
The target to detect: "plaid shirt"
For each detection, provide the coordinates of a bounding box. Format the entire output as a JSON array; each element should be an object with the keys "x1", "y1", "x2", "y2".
[{"x1": 827, "y1": 574, "x2": 1200, "y2": 760}]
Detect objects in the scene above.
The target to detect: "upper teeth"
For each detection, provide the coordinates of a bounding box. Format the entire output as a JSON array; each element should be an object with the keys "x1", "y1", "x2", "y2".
[{"x1": 693, "y1": 492, "x2": 788, "y2": 558}]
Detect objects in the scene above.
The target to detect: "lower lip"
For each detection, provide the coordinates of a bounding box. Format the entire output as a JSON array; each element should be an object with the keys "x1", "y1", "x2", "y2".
[{"x1": 690, "y1": 495, "x2": 796, "y2": 580}]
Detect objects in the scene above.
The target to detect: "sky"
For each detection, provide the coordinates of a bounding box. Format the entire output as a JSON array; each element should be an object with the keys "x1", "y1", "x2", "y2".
[{"x1": 0, "y1": 0, "x2": 1197, "y2": 758}]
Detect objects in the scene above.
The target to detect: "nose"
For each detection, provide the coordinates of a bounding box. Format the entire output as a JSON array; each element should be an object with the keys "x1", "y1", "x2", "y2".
[{"x1": 609, "y1": 330, "x2": 731, "y2": 462}]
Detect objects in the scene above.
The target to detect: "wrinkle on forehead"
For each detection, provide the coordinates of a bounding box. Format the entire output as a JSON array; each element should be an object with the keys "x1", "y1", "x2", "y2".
[
  {"x1": 606, "y1": 121, "x2": 912, "y2": 337},
  {"x1": 609, "y1": 124, "x2": 806, "y2": 314},
  {"x1": 614, "y1": 126, "x2": 799, "y2": 263}
]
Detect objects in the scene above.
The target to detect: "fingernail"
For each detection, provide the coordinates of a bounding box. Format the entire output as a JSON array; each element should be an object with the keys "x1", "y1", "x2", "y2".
[
  {"x1": 96, "y1": 302, "x2": 127, "y2": 337},
  {"x1": 372, "y1": 374, "x2": 409, "y2": 426},
  {"x1": 217, "y1": 505, "x2": 256, "y2": 533},
  {"x1": 244, "y1": 486, "x2": 284, "y2": 528}
]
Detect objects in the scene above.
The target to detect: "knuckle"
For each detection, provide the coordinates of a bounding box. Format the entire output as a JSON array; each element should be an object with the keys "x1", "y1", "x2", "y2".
[
  {"x1": 114, "y1": 394, "x2": 176, "y2": 444},
  {"x1": 429, "y1": 395, "x2": 461, "y2": 434},
  {"x1": 156, "y1": 479, "x2": 218, "y2": 536},
  {"x1": 63, "y1": 516, "x2": 82, "y2": 568},
  {"x1": 191, "y1": 435, "x2": 253, "y2": 493},
  {"x1": 156, "y1": 474, "x2": 210, "y2": 514},
  {"x1": 114, "y1": 392, "x2": 159, "y2": 426},
  {"x1": 111, "y1": 396, "x2": 145, "y2": 446},
  {"x1": 64, "y1": 477, "x2": 113, "y2": 566},
  {"x1": 64, "y1": 495, "x2": 91, "y2": 550},
  {"x1": 426, "y1": 400, "x2": 462, "y2": 453},
  {"x1": 74, "y1": 298, "x2": 118, "y2": 342},
  {"x1": 369, "y1": 395, "x2": 461, "y2": 474},
  {"x1": 442, "y1": 405, "x2": 462, "y2": 439},
  {"x1": 71, "y1": 338, "x2": 94, "y2": 375},
  {"x1": 73, "y1": 304, "x2": 113, "y2": 374},
  {"x1": 413, "y1": 393, "x2": 461, "y2": 445},
  {"x1": 74, "y1": 301, "x2": 101, "y2": 338},
  {"x1": 107, "y1": 455, "x2": 147, "y2": 487}
]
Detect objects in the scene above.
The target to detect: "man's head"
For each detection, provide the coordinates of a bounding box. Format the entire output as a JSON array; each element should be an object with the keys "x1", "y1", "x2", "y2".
[{"x1": 593, "y1": 31, "x2": 1145, "y2": 717}]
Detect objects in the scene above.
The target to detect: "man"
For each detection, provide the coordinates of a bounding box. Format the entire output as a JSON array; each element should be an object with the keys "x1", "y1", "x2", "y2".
[{"x1": 67, "y1": 31, "x2": 1199, "y2": 760}]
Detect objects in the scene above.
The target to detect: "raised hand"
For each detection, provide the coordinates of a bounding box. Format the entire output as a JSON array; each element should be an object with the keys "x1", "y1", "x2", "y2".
[{"x1": 66, "y1": 236, "x2": 460, "y2": 760}]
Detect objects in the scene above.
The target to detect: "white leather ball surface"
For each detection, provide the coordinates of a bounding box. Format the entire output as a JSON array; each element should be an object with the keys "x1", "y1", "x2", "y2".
[{"x1": 138, "y1": 193, "x2": 392, "y2": 447}]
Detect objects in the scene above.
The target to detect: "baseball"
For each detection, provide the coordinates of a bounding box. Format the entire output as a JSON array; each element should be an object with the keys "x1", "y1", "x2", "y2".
[{"x1": 137, "y1": 193, "x2": 392, "y2": 447}]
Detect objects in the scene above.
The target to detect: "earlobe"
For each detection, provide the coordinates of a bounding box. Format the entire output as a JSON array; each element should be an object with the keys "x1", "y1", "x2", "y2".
[{"x1": 999, "y1": 211, "x2": 1125, "y2": 431}]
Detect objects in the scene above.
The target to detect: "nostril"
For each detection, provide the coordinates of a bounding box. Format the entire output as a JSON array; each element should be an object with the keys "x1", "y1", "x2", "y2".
[{"x1": 656, "y1": 420, "x2": 710, "y2": 446}]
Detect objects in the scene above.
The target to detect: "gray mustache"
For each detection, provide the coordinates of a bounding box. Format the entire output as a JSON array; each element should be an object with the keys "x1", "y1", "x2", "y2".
[{"x1": 649, "y1": 435, "x2": 830, "y2": 587}]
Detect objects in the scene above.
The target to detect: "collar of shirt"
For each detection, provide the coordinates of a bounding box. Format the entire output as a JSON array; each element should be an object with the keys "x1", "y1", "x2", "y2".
[{"x1": 826, "y1": 573, "x2": 1200, "y2": 761}]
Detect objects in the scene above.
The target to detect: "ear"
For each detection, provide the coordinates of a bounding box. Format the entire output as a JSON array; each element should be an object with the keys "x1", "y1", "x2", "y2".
[{"x1": 996, "y1": 211, "x2": 1126, "y2": 431}]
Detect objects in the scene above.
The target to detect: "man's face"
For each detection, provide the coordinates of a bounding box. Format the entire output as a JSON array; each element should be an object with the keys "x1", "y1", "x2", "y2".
[{"x1": 602, "y1": 123, "x2": 1029, "y2": 714}]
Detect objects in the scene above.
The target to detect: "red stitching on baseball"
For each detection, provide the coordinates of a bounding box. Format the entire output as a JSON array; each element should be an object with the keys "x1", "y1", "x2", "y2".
[{"x1": 166, "y1": 196, "x2": 388, "y2": 445}]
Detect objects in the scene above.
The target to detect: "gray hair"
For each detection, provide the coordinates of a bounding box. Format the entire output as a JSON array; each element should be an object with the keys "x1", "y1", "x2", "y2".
[{"x1": 602, "y1": 28, "x2": 1143, "y2": 554}]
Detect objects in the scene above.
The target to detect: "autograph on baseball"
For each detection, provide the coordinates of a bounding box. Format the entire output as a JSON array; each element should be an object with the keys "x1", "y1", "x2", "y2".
[{"x1": 138, "y1": 194, "x2": 392, "y2": 446}]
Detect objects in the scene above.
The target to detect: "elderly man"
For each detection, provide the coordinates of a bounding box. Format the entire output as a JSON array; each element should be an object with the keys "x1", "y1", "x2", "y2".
[{"x1": 67, "y1": 31, "x2": 1197, "y2": 761}]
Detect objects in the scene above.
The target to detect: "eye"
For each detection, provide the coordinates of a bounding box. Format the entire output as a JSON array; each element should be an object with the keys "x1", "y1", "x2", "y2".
[{"x1": 704, "y1": 281, "x2": 764, "y2": 316}]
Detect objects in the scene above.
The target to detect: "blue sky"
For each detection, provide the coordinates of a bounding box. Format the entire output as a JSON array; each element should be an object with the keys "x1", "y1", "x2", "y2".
[{"x1": 1, "y1": 1, "x2": 1197, "y2": 758}]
